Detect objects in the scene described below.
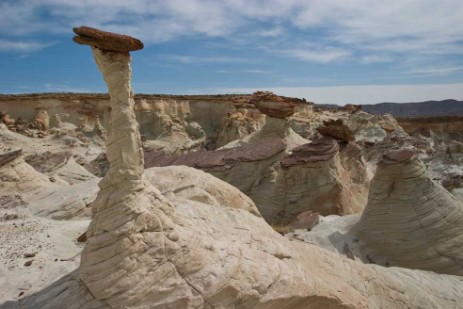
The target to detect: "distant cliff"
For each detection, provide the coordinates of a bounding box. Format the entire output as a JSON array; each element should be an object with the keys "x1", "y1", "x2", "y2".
[{"x1": 362, "y1": 99, "x2": 463, "y2": 117}]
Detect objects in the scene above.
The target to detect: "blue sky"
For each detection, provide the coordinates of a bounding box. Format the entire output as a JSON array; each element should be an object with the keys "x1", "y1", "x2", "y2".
[{"x1": 1, "y1": 0, "x2": 463, "y2": 104}]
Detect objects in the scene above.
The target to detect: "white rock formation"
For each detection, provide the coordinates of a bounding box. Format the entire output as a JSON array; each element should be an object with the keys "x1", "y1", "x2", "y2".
[
  {"x1": 352, "y1": 149, "x2": 463, "y2": 275},
  {"x1": 262, "y1": 138, "x2": 368, "y2": 220},
  {"x1": 0, "y1": 150, "x2": 52, "y2": 194},
  {"x1": 222, "y1": 115, "x2": 308, "y2": 151},
  {"x1": 145, "y1": 165, "x2": 259, "y2": 216}
]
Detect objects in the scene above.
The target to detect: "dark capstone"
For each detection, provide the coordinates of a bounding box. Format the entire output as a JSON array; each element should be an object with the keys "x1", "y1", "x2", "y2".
[
  {"x1": 281, "y1": 137, "x2": 339, "y2": 168},
  {"x1": 316, "y1": 119, "x2": 355, "y2": 142},
  {"x1": 73, "y1": 26, "x2": 144, "y2": 52}
]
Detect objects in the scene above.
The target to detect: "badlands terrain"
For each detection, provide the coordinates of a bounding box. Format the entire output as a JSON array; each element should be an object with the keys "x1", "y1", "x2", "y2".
[{"x1": 1, "y1": 27, "x2": 463, "y2": 308}]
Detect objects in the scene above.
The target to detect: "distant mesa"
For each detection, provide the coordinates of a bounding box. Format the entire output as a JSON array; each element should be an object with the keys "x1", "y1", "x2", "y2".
[
  {"x1": 72, "y1": 26, "x2": 144, "y2": 52},
  {"x1": 362, "y1": 99, "x2": 463, "y2": 117}
]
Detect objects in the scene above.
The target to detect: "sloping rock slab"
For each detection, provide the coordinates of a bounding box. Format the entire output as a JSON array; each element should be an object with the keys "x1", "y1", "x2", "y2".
[
  {"x1": 281, "y1": 137, "x2": 339, "y2": 167},
  {"x1": 0, "y1": 149, "x2": 22, "y2": 167},
  {"x1": 145, "y1": 137, "x2": 285, "y2": 170}
]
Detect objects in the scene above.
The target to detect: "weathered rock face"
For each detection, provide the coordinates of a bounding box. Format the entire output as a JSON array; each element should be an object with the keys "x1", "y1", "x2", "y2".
[
  {"x1": 352, "y1": 149, "x2": 463, "y2": 275},
  {"x1": 268, "y1": 138, "x2": 368, "y2": 220},
  {"x1": 397, "y1": 116, "x2": 463, "y2": 141},
  {"x1": 0, "y1": 92, "x2": 312, "y2": 153},
  {"x1": 221, "y1": 92, "x2": 309, "y2": 151},
  {"x1": 281, "y1": 137, "x2": 340, "y2": 166},
  {"x1": 346, "y1": 112, "x2": 403, "y2": 143},
  {"x1": 145, "y1": 166, "x2": 260, "y2": 216},
  {"x1": 215, "y1": 109, "x2": 264, "y2": 148},
  {"x1": 144, "y1": 95, "x2": 318, "y2": 222},
  {"x1": 0, "y1": 149, "x2": 52, "y2": 194},
  {"x1": 146, "y1": 136, "x2": 369, "y2": 222},
  {"x1": 24, "y1": 151, "x2": 96, "y2": 185},
  {"x1": 33, "y1": 110, "x2": 49, "y2": 132}
]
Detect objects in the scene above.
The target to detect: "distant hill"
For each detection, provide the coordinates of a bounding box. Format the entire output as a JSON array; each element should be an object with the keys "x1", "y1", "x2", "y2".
[{"x1": 362, "y1": 99, "x2": 463, "y2": 117}]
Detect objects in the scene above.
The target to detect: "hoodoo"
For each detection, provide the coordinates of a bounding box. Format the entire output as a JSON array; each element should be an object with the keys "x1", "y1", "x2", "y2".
[
  {"x1": 353, "y1": 149, "x2": 463, "y2": 275},
  {"x1": 222, "y1": 91, "x2": 308, "y2": 150},
  {"x1": 273, "y1": 136, "x2": 367, "y2": 218}
]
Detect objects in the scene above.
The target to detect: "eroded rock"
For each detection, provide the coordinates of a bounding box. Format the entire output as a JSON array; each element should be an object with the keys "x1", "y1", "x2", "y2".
[{"x1": 352, "y1": 148, "x2": 463, "y2": 275}]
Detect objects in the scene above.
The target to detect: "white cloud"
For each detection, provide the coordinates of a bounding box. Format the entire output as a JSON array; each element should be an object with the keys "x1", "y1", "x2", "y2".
[
  {"x1": 167, "y1": 55, "x2": 249, "y2": 64},
  {"x1": 281, "y1": 48, "x2": 350, "y2": 63},
  {"x1": 406, "y1": 66, "x2": 463, "y2": 77},
  {"x1": 360, "y1": 55, "x2": 394, "y2": 64},
  {"x1": 1, "y1": 0, "x2": 463, "y2": 70},
  {"x1": 44, "y1": 83, "x2": 92, "y2": 93},
  {"x1": 0, "y1": 39, "x2": 53, "y2": 52},
  {"x1": 244, "y1": 69, "x2": 270, "y2": 74},
  {"x1": 206, "y1": 83, "x2": 463, "y2": 105}
]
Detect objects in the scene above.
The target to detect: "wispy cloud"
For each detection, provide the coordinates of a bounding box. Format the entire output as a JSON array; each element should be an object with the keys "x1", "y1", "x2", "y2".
[
  {"x1": 360, "y1": 55, "x2": 394, "y2": 64},
  {"x1": 406, "y1": 66, "x2": 463, "y2": 77},
  {"x1": 216, "y1": 69, "x2": 271, "y2": 74},
  {"x1": 167, "y1": 55, "x2": 249, "y2": 64},
  {"x1": 244, "y1": 69, "x2": 270, "y2": 74},
  {"x1": 1, "y1": 0, "x2": 463, "y2": 70},
  {"x1": 0, "y1": 39, "x2": 53, "y2": 52},
  {"x1": 281, "y1": 48, "x2": 350, "y2": 63},
  {"x1": 44, "y1": 83, "x2": 91, "y2": 93}
]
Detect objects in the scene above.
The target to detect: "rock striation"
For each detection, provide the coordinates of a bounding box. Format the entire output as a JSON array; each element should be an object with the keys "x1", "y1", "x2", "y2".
[
  {"x1": 352, "y1": 149, "x2": 463, "y2": 275},
  {"x1": 222, "y1": 91, "x2": 308, "y2": 151},
  {"x1": 281, "y1": 136, "x2": 339, "y2": 166},
  {"x1": 0, "y1": 149, "x2": 52, "y2": 194},
  {"x1": 145, "y1": 100, "x2": 370, "y2": 222},
  {"x1": 267, "y1": 137, "x2": 368, "y2": 219}
]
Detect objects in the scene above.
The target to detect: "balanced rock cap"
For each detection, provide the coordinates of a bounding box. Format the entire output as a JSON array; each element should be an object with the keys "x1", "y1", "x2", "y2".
[
  {"x1": 381, "y1": 148, "x2": 415, "y2": 165},
  {"x1": 250, "y1": 91, "x2": 297, "y2": 118},
  {"x1": 72, "y1": 26, "x2": 144, "y2": 52},
  {"x1": 281, "y1": 136, "x2": 339, "y2": 167},
  {"x1": 316, "y1": 119, "x2": 355, "y2": 142}
]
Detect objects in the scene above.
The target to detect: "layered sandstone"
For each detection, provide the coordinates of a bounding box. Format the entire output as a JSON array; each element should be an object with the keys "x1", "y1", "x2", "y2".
[
  {"x1": 397, "y1": 116, "x2": 463, "y2": 141},
  {"x1": 268, "y1": 137, "x2": 368, "y2": 219},
  {"x1": 0, "y1": 149, "x2": 52, "y2": 194},
  {"x1": 352, "y1": 149, "x2": 463, "y2": 275},
  {"x1": 144, "y1": 96, "x2": 372, "y2": 222}
]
